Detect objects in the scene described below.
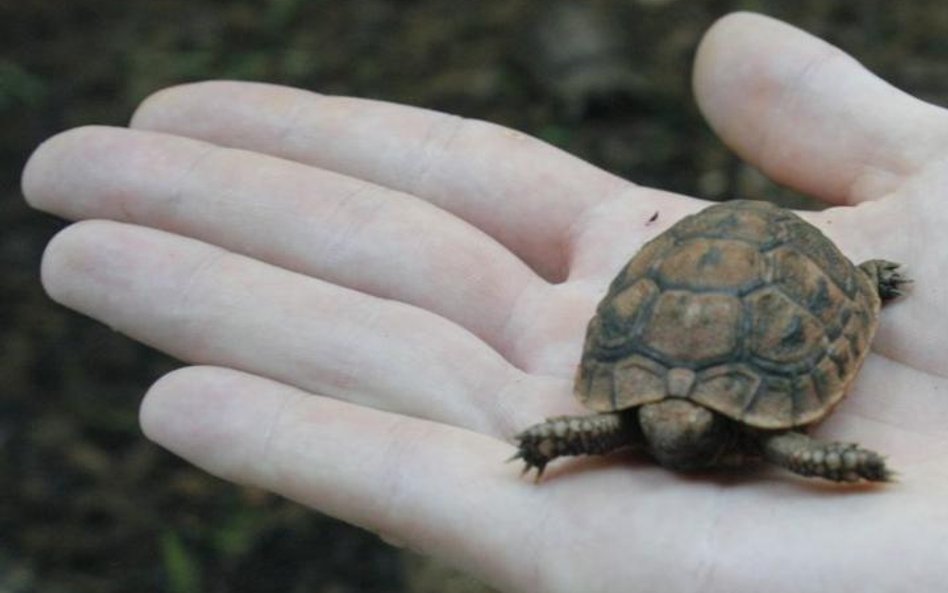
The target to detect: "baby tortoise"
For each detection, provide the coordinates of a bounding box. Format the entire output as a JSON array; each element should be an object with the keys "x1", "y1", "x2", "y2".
[{"x1": 514, "y1": 200, "x2": 909, "y2": 483}]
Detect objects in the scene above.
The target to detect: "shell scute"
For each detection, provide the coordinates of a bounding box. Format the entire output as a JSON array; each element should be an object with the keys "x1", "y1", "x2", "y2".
[
  {"x1": 594, "y1": 279, "x2": 659, "y2": 352},
  {"x1": 690, "y1": 365, "x2": 761, "y2": 416},
  {"x1": 611, "y1": 355, "x2": 667, "y2": 409},
  {"x1": 747, "y1": 288, "x2": 826, "y2": 366},
  {"x1": 769, "y1": 246, "x2": 851, "y2": 337},
  {"x1": 655, "y1": 238, "x2": 764, "y2": 292},
  {"x1": 640, "y1": 291, "x2": 742, "y2": 364}
]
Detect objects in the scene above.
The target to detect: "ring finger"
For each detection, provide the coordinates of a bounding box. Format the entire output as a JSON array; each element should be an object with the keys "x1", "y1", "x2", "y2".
[{"x1": 40, "y1": 220, "x2": 575, "y2": 436}]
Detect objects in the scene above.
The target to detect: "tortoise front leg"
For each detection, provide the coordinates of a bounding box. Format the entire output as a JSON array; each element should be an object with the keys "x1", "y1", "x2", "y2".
[
  {"x1": 511, "y1": 413, "x2": 640, "y2": 479},
  {"x1": 761, "y1": 431, "x2": 892, "y2": 482},
  {"x1": 858, "y1": 259, "x2": 911, "y2": 302}
]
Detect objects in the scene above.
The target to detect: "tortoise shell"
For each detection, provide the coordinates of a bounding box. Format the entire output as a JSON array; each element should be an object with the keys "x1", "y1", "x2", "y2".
[{"x1": 576, "y1": 200, "x2": 880, "y2": 429}]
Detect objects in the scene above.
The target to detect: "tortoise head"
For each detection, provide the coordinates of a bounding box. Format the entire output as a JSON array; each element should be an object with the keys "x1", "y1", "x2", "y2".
[{"x1": 638, "y1": 399, "x2": 732, "y2": 471}]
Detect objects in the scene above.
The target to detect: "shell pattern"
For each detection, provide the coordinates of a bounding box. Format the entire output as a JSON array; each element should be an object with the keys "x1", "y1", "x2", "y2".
[{"x1": 576, "y1": 200, "x2": 880, "y2": 429}]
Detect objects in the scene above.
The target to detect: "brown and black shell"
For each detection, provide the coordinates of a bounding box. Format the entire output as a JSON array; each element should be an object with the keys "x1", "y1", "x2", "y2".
[{"x1": 577, "y1": 200, "x2": 880, "y2": 429}]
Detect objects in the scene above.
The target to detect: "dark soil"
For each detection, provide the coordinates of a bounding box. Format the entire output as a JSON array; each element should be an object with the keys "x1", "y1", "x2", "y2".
[{"x1": 2, "y1": 1, "x2": 946, "y2": 591}]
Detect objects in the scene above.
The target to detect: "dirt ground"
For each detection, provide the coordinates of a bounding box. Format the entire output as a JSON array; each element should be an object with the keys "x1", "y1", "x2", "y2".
[{"x1": 2, "y1": 1, "x2": 946, "y2": 591}]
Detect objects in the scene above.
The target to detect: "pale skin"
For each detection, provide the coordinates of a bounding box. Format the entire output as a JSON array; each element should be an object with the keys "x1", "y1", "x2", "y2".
[{"x1": 21, "y1": 12, "x2": 948, "y2": 593}]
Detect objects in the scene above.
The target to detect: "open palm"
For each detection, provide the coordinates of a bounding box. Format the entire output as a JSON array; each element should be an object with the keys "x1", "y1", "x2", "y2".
[{"x1": 24, "y1": 13, "x2": 948, "y2": 593}]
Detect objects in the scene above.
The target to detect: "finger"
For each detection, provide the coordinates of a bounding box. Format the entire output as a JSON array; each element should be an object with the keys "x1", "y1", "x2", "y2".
[
  {"x1": 693, "y1": 12, "x2": 948, "y2": 204},
  {"x1": 130, "y1": 81, "x2": 632, "y2": 280},
  {"x1": 140, "y1": 366, "x2": 536, "y2": 593},
  {"x1": 142, "y1": 366, "x2": 948, "y2": 593},
  {"x1": 41, "y1": 220, "x2": 569, "y2": 436},
  {"x1": 22, "y1": 126, "x2": 540, "y2": 353}
]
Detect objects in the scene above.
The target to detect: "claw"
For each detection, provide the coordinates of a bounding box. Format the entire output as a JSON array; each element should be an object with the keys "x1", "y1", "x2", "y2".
[
  {"x1": 870, "y1": 261, "x2": 912, "y2": 302},
  {"x1": 507, "y1": 447, "x2": 547, "y2": 480}
]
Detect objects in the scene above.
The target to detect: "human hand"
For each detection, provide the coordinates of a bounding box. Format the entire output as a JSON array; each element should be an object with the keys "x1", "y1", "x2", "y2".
[{"x1": 22, "y1": 12, "x2": 948, "y2": 593}]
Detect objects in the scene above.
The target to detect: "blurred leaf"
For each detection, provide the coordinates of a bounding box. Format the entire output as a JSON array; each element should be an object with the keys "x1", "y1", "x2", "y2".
[
  {"x1": 0, "y1": 60, "x2": 47, "y2": 112},
  {"x1": 265, "y1": 0, "x2": 309, "y2": 33},
  {"x1": 536, "y1": 123, "x2": 572, "y2": 147},
  {"x1": 160, "y1": 531, "x2": 203, "y2": 593},
  {"x1": 212, "y1": 507, "x2": 268, "y2": 560}
]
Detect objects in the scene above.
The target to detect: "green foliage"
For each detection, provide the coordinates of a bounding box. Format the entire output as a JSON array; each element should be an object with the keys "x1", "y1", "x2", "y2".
[
  {"x1": 211, "y1": 506, "x2": 270, "y2": 560},
  {"x1": 160, "y1": 531, "x2": 203, "y2": 593},
  {"x1": 536, "y1": 123, "x2": 572, "y2": 147},
  {"x1": 0, "y1": 60, "x2": 47, "y2": 113}
]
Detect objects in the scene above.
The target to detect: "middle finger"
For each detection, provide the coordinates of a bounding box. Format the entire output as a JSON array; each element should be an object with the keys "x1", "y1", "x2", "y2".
[{"x1": 23, "y1": 126, "x2": 542, "y2": 358}]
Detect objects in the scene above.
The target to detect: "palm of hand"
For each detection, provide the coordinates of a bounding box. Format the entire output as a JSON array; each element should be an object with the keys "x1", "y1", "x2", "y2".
[
  {"x1": 23, "y1": 13, "x2": 948, "y2": 593},
  {"x1": 509, "y1": 194, "x2": 948, "y2": 593}
]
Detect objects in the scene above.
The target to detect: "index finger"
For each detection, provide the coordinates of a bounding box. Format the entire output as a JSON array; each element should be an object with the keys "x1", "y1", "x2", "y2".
[{"x1": 130, "y1": 81, "x2": 631, "y2": 280}]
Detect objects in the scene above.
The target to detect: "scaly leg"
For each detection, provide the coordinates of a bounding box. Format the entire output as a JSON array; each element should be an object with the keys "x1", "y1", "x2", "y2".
[
  {"x1": 511, "y1": 413, "x2": 638, "y2": 479},
  {"x1": 858, "y1": 259, "x2": 911, "y2": 302},
  {"x1": 762, "y1": 431, "x2": 891, "y2": 482}
]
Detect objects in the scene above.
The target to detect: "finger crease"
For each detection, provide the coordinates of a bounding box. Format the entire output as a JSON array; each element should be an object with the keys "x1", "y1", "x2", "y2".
[
  {"x1": 315, "y1": 181, "x2": 387, "y2": 267},
  {"x1": 258, "y1": 389, "x2": 309, "y2": 486},
  {"x1": 497, "y1": 278, "x2": 547, "y2": 371},
  {"x1": 274, "y1": 92, "x2": 322, "y2": 154},
  {"x1": 163, "y1": 143, "x2": 218, "y2": 222},
  {"x1": 172, "y1": 247, "x2": 233, "y2": 360},
  {"x1": 405, "y1": 113, "x2": 468, "y2": 200},
  {"x1": 757, "y1": 45, "x2": 841, "y2": 178}
]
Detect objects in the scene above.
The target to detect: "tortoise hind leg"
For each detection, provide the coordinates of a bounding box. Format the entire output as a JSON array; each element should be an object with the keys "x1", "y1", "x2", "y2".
[
  {"x1": 511, "y1": 413, "x2": 639, "y2": 480},
  {"x1": 858, "y1": 259, "x2": 911, "y2": 302},
  {"x1": 761, "y1": 431, "x2": 892, "y2": 482}
]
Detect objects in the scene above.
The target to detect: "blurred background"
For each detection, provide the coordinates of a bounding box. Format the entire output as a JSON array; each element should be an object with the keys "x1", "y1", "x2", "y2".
[{"x1": 2, "y1": 1, "x2": 946, "y2": 591}]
